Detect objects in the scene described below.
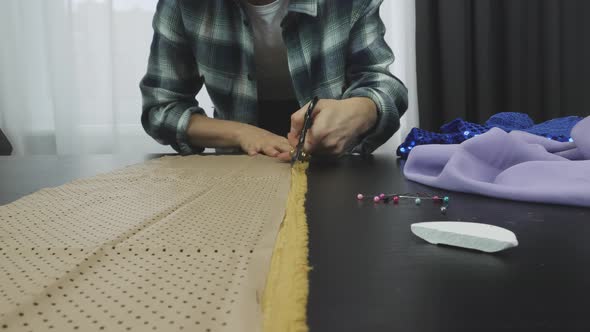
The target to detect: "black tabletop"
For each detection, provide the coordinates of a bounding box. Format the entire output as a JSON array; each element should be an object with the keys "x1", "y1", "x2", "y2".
[
  {"x1": 307, "y1": 155, "x2": 590, "y2": 332},
  {"x1": 1, "y1": 154, "x2": 589, "y2": 331}
]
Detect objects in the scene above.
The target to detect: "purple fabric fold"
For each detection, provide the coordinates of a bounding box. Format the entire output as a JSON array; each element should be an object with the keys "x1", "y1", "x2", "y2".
[{"x1": 403, "y1": 117, "x2": 590, "y2": 207}]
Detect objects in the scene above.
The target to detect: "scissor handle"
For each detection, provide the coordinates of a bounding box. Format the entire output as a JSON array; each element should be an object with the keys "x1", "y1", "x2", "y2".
[{"x1": 294, "y1": 96, "x2": 319, "y2": 163}]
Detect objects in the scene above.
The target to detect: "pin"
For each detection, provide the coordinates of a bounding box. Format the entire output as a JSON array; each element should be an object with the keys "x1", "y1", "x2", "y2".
[{"x1": 355, "y1": 192, "x2": 450, "y2": 214}]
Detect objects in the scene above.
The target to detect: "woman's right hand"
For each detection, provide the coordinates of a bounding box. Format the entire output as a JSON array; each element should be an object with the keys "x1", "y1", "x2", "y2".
[
  {"x1": 187, "y1": 115, "x2": 293, "y2": 161},
  {"x1": 235, "y1": 124, "x2": 293, "y2": 160}
]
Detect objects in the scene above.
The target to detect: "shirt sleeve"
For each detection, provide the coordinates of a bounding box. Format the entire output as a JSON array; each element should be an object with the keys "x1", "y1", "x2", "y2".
[
  {"x1": 342, "y1": 0, "x2": 409, "y2": 154},
  {"x1": 139, "y1": 0, "x2": 206, "y2": 155}
]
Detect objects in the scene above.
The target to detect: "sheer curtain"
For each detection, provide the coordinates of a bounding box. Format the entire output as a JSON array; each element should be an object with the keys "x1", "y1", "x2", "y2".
[
  {"x1": 0, "y1": 0, "x2": 418, "y2": 156},
  {"x1": 380, "y1": 0, "x2": 419, "y2": 153}
]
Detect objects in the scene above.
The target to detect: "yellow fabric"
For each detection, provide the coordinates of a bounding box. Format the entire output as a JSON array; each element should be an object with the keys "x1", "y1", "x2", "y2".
[{"x1": 262, "y1": 162, "x2": 311, "y2": 332}]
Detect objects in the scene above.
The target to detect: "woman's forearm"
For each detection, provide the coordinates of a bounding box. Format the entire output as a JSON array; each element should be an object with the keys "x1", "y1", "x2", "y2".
[{"x1": 186, "y1": 114, "x2": 247, "y2": 149}]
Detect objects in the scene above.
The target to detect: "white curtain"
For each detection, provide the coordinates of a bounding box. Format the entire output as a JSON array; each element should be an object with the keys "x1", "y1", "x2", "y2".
[
  {"x1": 0, "y1": 0, "x2": 418, "y2": 156},
  {"x1": 379, "y1": 0, "x2": 419, "y2": 154}
]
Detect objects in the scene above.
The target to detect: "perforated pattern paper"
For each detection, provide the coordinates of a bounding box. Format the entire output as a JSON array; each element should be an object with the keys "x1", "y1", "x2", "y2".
[{"x1": 0, "y1": 155, "x2": 291, "y2": 332}]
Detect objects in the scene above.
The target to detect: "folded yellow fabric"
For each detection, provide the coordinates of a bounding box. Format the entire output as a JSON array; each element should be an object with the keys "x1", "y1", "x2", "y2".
[{"x1": 262, "y1": 162, "x2": 311, "y2": 332}]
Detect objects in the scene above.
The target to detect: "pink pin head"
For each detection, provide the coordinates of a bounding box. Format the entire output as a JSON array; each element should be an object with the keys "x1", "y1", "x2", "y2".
[
  {"x1": 357, "y1": 194, "x2": 364, "y2": 200},
  {"x1": 393, "y1": 196, "x2": 400, "y2": 204},
  {"x1": 373, "y1": 196, "x2": 381, "y2": 203}
]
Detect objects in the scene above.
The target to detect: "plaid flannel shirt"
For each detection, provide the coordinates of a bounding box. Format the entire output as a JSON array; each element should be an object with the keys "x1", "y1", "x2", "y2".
[{"x1": 140, "y1": 0, "x2": 408, "y2": 155}]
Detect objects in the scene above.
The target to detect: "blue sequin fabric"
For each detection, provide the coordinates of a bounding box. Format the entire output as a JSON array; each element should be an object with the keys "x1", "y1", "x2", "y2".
[{"x1": 397, "y1": 112, "x2": 583, "y2": 159}]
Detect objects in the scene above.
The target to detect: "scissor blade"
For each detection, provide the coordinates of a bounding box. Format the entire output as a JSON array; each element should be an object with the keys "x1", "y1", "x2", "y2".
[
  {"x1": 291, "y1": 96, "x2": 318, "y2": 166},
  {"x1": 291, "y1": 145, "x2": 302, "y2": 166}
]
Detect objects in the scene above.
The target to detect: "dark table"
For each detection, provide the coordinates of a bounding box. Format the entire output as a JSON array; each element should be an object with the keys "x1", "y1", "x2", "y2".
[
  {"x1": 1, "y1": 154, "x2": 590, "y2": 331},
  {"x1": 307, "y1": 155, "x2": 590, "y2": 332}
]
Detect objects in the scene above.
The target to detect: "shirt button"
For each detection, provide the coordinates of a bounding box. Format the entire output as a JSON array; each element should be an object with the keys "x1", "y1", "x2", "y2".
[
  {"x1": 247, "y1": 74, "x2": 255, "y2": 81},
  {"x1": 243, "y1": 20, "x2": 250, "y2": 27}
]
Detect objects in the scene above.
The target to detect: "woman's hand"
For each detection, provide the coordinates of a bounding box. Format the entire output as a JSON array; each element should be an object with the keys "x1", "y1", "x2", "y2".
[
  {"x1": 187, "y1": 115, "x2": 293, "y2": 161},
  {"x1": 236, "y1": 124, "x2": 293, "y2": 159},
  {"x1": 287, "y1": 97, "x2": 378, "y2": 155}
]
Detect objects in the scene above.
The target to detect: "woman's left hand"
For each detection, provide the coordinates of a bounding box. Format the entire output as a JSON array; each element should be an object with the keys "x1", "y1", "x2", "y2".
[{"x1": 286, "y1": 97, "x2": 378, "y2": 156}]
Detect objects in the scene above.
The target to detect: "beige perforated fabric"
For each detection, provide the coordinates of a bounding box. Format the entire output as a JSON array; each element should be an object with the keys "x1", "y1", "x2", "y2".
[{"x1": 0, "y1": 155, "x2": 291, "y2": 332}]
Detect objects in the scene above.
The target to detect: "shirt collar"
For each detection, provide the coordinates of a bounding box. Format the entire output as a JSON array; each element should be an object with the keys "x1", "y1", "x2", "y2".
[
  {"x1": 232, "y1": 0, "x2": 318, "y2": 17},
  {"x1": 287, "y1": 0, "x2": 318, "y2": 17}
]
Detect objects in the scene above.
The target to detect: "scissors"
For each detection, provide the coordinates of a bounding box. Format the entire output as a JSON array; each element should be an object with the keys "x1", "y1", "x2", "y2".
[{"x1": 291, "y1": 96, "x2": 319, "y2": 166}]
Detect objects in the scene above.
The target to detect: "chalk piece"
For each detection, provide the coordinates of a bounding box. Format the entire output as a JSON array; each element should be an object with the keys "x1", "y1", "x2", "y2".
[{"x1": 411, "y1": 222, "x2": 518, "y2": 253}]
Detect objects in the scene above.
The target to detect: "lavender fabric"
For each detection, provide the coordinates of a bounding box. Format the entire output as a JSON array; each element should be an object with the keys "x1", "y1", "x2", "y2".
[
  {"x1": 397, "y1": 113, "x2": 583, "y2": 160},
  {"x1": 403, "y1": 117, "x2": 590, "y2": 207}
]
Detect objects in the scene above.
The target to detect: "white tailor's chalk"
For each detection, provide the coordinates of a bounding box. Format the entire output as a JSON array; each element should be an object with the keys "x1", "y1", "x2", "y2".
[{"x1": 411, "y1": 222, "x2": 518, "y2": 253}]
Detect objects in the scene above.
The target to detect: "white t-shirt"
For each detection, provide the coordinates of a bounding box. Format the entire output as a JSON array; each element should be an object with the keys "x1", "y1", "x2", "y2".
[{"x1": 243, "y1": 0, "x2": 297, "y2": 101}]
